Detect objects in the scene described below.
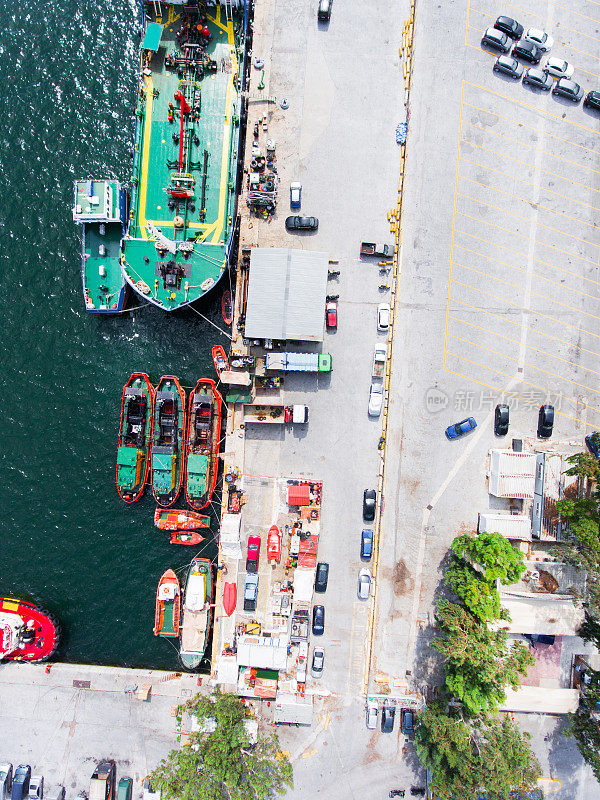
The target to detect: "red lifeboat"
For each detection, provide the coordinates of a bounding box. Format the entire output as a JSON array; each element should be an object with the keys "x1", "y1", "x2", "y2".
[{"x1": 267, "y1": 526, "x2": 281, "y2": 564}]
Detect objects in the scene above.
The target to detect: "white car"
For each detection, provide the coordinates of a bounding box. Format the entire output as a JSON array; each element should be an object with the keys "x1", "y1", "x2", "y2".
[
  {"x1": 311, "y1": 647, "x2": 325, "y2": 678},
  {"x1": 525, "y1": 28, "x2": 553, "y2": 52},
  {"x1": 289, "y1": 182, "x2": 302, "y2": 207},
  {"x1": 358, "y1": 568, "x2": 372, "y2": 600},
  {"x1": 366, "y1": 699, "x2": 378, "y2": 729},
  {"x1": 544, "y1": 57, "x2": 574, "y2": 79},
  {"x1": 368, "y1": 382, "x2": 384, "y2": 417},
  {"x1": 377, "y1": 302, "x2": 390, "y2": 333}
]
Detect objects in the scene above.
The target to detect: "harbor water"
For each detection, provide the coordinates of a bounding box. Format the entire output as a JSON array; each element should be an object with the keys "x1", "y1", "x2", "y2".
[{"x1": 0, "y1": 0, "x2": 228, "y2": 668}]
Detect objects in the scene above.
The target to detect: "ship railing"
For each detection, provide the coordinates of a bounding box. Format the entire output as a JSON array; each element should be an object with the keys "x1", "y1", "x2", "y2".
[{"x1": 170, "y1": 172, "x2": 196, "y2": 184}]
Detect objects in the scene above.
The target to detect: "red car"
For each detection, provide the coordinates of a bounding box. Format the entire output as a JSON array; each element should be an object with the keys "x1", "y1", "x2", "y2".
[
  {"x1": 326, "y1": 301, "x2": 337, "y2": 329},
  {"x1": 246, "y1": 535, "x2": 261, "y2": 573}
]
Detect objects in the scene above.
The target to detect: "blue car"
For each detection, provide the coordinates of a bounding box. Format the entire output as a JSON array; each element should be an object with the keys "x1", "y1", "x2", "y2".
[
  {"x1": 445, "y1": 417, "x2": 477, "y2": 440},
  {"x1": 361, "y1": 529, "x2": 373, "y2": 561},
  {"x1": 585, "y1": 432, "x2": 600, "y2": 460}
]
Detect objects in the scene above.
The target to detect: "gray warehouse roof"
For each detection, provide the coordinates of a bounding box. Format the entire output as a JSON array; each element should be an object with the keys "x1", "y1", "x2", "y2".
[{"x1": 244, "y1": 248, "x2": 328, "y2": 341}]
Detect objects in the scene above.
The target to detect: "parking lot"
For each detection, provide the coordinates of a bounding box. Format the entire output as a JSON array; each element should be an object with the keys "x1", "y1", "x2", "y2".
[{"x1": 368, "y1": 0, "x2": 600, "y2": 795}]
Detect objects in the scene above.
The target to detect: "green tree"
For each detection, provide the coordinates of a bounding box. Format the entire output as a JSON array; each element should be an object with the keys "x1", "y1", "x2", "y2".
[
  {"x1": 445, "y1": 559, "x2": 504, "y2": 622},
  {"x1": 432, "y1": 600, "x2": 534, "y2": 716},
  {"x1": 452, "y1": 531, "x2": 526, "y2": 585},
  {"x1": 563, "y1": 448, "x2": 600, "y2": 485},
  {"x1": 150, "y1": 691, "x2": 293, "y2": 800},
  {"x1": 568, "y1": 697, "x2": 600, "y2": 784},
  {"x1": 415, "y1": 703, "x2": 540, "y2": 800},
  {"x1": 578, "y1": 611, "x2": 600, "y2": 648}
]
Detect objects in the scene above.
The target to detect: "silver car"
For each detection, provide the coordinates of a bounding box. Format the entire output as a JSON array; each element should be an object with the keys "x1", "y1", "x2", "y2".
[
  {"x1": 358, "y1": 568, "x2": 372, "y2": 600},
  {"x1": 0, "y1": 765, "x2": 12, "y2": 800},
  {"x1": 311, "y1": 646, "x2": 325, "y2": 678},
  {"x1": 366, "y1": 699, "x2": 378, "y2": 729}
]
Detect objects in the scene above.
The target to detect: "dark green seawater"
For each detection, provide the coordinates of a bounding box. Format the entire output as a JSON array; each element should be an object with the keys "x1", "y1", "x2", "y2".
[{"x1": 0, "y1": 1, "x2": 227, "y2": 668}]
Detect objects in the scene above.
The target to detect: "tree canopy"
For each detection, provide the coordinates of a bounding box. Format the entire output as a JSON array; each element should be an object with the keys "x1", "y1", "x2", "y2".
[
  {"x1": 149, "y1": 691, "x2": 293, "y2": 800},
  {"x1": 432, "y1": 600, "x2": 534, "y2": 716},
  {"x1": 415, "y1": 703, "x2": 541, "y2": 800},
  {"x1": 452, "y1": 531, "x2": 526, "y2": 585}
]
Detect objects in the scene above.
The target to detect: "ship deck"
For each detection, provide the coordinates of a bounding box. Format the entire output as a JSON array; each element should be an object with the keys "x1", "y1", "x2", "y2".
[
  {"x1": 123, "y1": 4, "x2": 242, "y2": 310},
  {"x1": 83, "y1": 223, "x2": 124, "y2": 310}
]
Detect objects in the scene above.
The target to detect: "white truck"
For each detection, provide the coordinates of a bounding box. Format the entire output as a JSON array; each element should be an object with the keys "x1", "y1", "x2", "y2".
[{"x1": 372, "y1": 343, "x2": 387, "y2": 378}]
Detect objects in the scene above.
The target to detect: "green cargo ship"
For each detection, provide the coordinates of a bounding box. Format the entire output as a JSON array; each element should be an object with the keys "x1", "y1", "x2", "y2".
[{"x1": 74, "y1": 0, "x2": 248, "y2": 312}]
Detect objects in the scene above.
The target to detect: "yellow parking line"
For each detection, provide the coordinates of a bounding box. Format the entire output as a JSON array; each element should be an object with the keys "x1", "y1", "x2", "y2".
[
  {"x1": 461, "y1": 133, "x2": 600, "y2": 196},
  {"x1": 446, "y1": 347, "x2": 600, "y2": 417},
  {"x1": 444, "y1": 81, "x2": 466, "y2": 371},
  {"x1": 463, "y1": 110, "x2": 600, "y2": 169},
  {"x1": 460, "y1": 173, "x2": 600, "y2": 233},
  {"x1": 458, "y1": 212, "x2": 600, "y2": 270},
  {"x1": 448, "y1": 332, "x2": 600, "y2": 402},
  {"x1": 453, "y1": 258, "x2": 600, "y2": 323},
  {"x1": 464, "y1": 85, "x2": 600, "y2": 140},
  {"x1": 459, "y1": 155, "x2": 600, "y2": 215},
  {"x1": 458, "y1": 197, "x2": 600, "y2": 253},
  {"x1": 456, "y1": 224, "x2": 600, "y2": 279},
  {"x1": 449, "y1": 314, "x2": 600, "y2": 380},
  {"x1": 455, "y1": 244, "x2": 600, "y2": 302},
  {"x1": 451, "y1": 278, "x2": 600, "y2": 342},
  {"x1": 443, "y1": 364, "x2": 588, "y2": 425},
  {"x1": 451, "y1": 296, "x2": 600, "y2": 361}
]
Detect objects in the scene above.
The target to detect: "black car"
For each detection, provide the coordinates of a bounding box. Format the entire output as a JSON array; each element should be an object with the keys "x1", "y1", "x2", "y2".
[
  {"x1": 494, "y1": 404, "x2": 509, "y2": 436},
  {"x1": 317, "y1": 0, "x2": 332, "y2": 21},
  {"x1": 381, "y1": 699, "x2": 395, "y2": 733},
  {"x1": 363, "y1": 488, "x2": 376, "y2": 522},
  {"x1": 481, "y1": 27, "x2": 511, "y2": 53},
  {"x1": 553, "y1": 78, "x2": 584, "y2": 102},
  {"x1": 312, "y1": 604, "x2": 325, "y2": 635},
  {"x1": 493, "y1": 55, "x2": 523, "y2": 79},
  {"x1": 585, "y1": 431, "x2": 600, "y2": 459},
  {"x1": 400, "y1": 708, "x2": 415, "y2": 736},
  {"x1": 494, "y1": 15, "x2": 524, "y2": 40},
  {"x1": 538, "y1": 404, "x2": 554, "y2": 438},
  {"x1": 523, "y1": 67, "x2": 553, "y2": 91},
  {"x1": 285, "y1": 215, "x2": 318, "y2": 231},
  {"x1": 584, "y1": 90, "x2": 600, "y2": 110},
  {"x1": 512, "y1": 41, "x2": 541, "y2": 64},
  {"x1": 314, "y1": 562, "x2": 329, "y2": 593}
]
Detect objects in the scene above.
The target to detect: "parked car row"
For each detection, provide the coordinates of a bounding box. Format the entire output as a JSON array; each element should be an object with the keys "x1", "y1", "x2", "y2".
[
  {"x1": 482, "y1": 16, "x2": 598, "y2": 106},
  {"x1": 445, "y1": 404, "x2": 555, "y2": 440},
  {"x1": 365, "y1": 699, "x2": 416, "y2": 734},
  {"x1": 0, "y1": 762, "x2": 130, "y2": 800}
]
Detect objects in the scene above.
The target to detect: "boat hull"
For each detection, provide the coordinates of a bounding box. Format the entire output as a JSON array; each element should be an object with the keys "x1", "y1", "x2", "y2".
[
  {"x1": 151, "y1": 377, "x2": 186, "y2": 507},
  {"x1": 121, "y1": 3, "x2": 247, "y2": 311},
  {"x1": 116, "y1": 373, "x2": 155, "y2": 503},
  {"x1": 170, "y1": 531, "x2": 204, "y2": 546},
  {"x1": 154, "y1": 508, "x2": 210, "y2": 531},
  {"x1": 221, "y1": 290, "x2": 233, "y2": 325},
  {"x1": 184, "y1": 379, "x2": 223, "y2": 510},
  {"x1": 180, "y1": 558, "x2": 213, "y2": 669},
  {"x1": 153, "y1": 568, "x2": 181, "y2": 637},
  {"x1": 212, "y1": 345, "x2": 229, "y2": 378},
  {"x1": 0, "y1": 598, "x2": 59, "y2": 662},
  {"x1": 223, "y1": 582, "x2": 236, "y2": 617}
]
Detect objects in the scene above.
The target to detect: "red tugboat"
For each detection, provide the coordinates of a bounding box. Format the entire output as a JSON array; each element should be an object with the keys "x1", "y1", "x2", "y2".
[
  {"x1": 0, "y1": 598, "x2": 59, "y2": 662},
  {"x1": 184, "y1": 379, "x2": 223, "y2": 510}
]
